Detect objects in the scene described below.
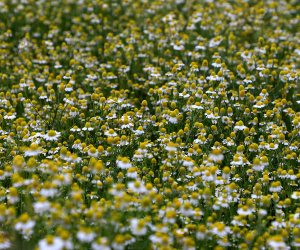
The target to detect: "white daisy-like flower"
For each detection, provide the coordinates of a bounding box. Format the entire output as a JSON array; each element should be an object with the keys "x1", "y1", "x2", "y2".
[
  {"x1": 128, "y1": 180, "x2": 147, "y2": 194},
  {"x1": 38, "y1": 236, "x2": 64, "y2": 250},
  {"x1": 12, "y1": 155, "x2": 25, "y2": 172},
  {"x1": 76, "y1": 229, "x2": 96, "y2": 243},
  {"x1": 117, "y1": 157, "x2": 132, "y2": 169},
  {"x1": 230, "y1": 155, "x2": 243, "y2": 166},
  {"x1": 15, "y1": 215, "x2": 35, "y2": 236},
  {"x1": 0, "y1": 234, "x2": 11, "y2": 249},
  {"x1": 24, "y1": 143, "x2": 43, "y2": 157},
  {"x1": 258, "y1": 209, "x2": 267, "y2": 218},
  {"x1": 134, "y1": 126, "x2": 145, "y2": 135},
  {"x1": 173, "y1": 43, "x2": 184, "y2": 51},
  {"x1": 70, "y1": 126, "x2": 81, "y2": 132},
  {"x1": 82, "y1": 122, "x2": 94, "y2": 131},
  {"x1": 39, "y1": 93, "x2": 48, "y2": 99},
  {"x1": 87, "y1": 147, "x2": 99, "y2": 158},
  {"x1": 168, "y1": 112, "x2": 178, "y2": 124},
  {"x1": 109, "y1": 183, "x2": 126, "y2": 197},
  {"x1": 265, "y1": 143, "x2": 279, "y2": 150},
  {"x1": 267, "y1": 235, "x2": 288, "y2": 250},
  {"x1": 252, "y1": 158, "x2": 264, "y2": 171},
  {"x1": 291, "y1": 191, "x2": 300, "y2": 199},
  {"x1": 191, "y1": 102, "x2": 204, "y2": 110},
  {"x1": 163, "y1": 209, "x2": 177, "y2": 224},
  {"x1": 70, "y1": 108, "x2": 79, "y2": 117},
  {"x1": 208, "y1": 149, "x2": 224, "y2": 162},
  {"x1": 237, "y1": 205, "x2": 254, "y2": 216},
  {"x1": 210, "y1": 222, "x2": 231, "y2": 238},
  {"x1": 4, "y1": 112, "x2": 16, "y2": 120},
  {"x1": 165, "y1": 142, "x2": 177, "y2": 152},
  {"x1": 33, "y1": 199, "x2": 51, "y2": 214},
  {"x1": 40, "y1": 185, "x2": 58, "y2": 198},
  {"x1": 92, "y1": 237, "x2": 111, "y2": 250},
  {"x1": 104, "y1": 129, "x2": 117, "y2": 137},
  {"x1": 269, "y1": 182, "x2": 282, "y2": 193},
  {"x1": 180, "y1": 202, "x2": 195, "y2": 217},
  {"x1": 130, "y1": 219, "x2": 147, "y2": 236},
  {"x1": 126, "y1": 168, "x2": 138, "y2": 179},
  {"x1": 43, "y1": 130, "x2": 61, "y2": 141}
]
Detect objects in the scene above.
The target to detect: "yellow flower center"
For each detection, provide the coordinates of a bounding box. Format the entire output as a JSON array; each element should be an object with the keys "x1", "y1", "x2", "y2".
[
  {"x1": 0, "y1": 235, "x2": 5, "y2": 243},
  {"x1": 20, "y1": 214, "x2": 29, "y2": 223},
  {"x1": 170, "y1": 111, "x2": 177, "y2": 118},
  {"x1": 122, "y1": 158, "x2": 129, "y2": 164},
  {"x1": 134, "y1": 181, "x2": 141, "y2": 188},
  {"x1": 137, "y1": 220, "x2": 145, "y2": 229},
  {"x1": 48, "y1": 130, "x2": 56, "y2": 137},
  {"x1": 30, "y1": 143, "x2": 39, "y2": 151},
  {"x1": 212, "y1": 149, "x2": 220, "y2": 155},
  {"x1": 253, "y1": 158, "x2": 260, "y2": 165},
  {"x1": 46, "y1": 235, "x2": 54, "y2": 245},
  {"x1": 90, "y1": 148, "x2": 96, "y2": 154}
]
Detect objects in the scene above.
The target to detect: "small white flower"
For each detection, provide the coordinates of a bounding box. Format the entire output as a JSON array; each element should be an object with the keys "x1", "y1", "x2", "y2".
[
  {"x1": 33, "y1": 200, "x2": 51, "y2": 214},
  {"x1": 38, "y1": 237, "x2": 64, "y2": 250},
  {"x1": 76, "y1": 230, "x2": 96, "y2": 243},
  {"x1": 128, "y1": 180, "x2": 146, "y2": 194},
  {"x1": 117, "y1": 157, "x2": 132, "y2": 169},
  {"x1": 15, "y1": 219, "x2": 35, "y2": 236},
  {"x1": 4, "y1": 112, "x2": 16, "y2": 120},
  {"x1": 92, "y1": 237, "x2": 111, "y2": 250},
  {"x1": 24, "y1": 143, "x2": 43, "y2": 157},
  {"x1": 43, "y1": 130, "x2": 61, "y2": 141},
  {"x1": 130, "y1": 219, "x2": 147, "y2": 236}
]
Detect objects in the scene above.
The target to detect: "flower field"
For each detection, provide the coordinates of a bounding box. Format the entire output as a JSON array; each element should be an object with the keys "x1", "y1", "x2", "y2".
[{"x1": 0, "y1": 0, "x2": 299, "y2": 249}]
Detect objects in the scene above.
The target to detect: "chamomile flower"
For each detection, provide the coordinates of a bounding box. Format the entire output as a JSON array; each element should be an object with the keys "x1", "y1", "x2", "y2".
[
  {"x1": 126, "y1": 167, "x2": 138, "y2": 179},
  {"x1": 128, "y1": 180, "x2": 147, "y2": 194},
  {"x1": 252, "y1": 158, "x2": 264, "y2": 171},
  {"x1": 291, "y1": 191, "x2": 300, "y2": 199},
  {"x1": 269, "y1": 182, "x2": 282, "y2": 193},
  {"x1": 33, "y1": 197, "x2": 51, "y2": 214},
  {"x1": 0, "y1": 233, "x2": 11, "y2": 249},
  {"x1": 43, "y1": 130, "x2": 61, "y2": 141},
  {"x1": 237, "y1": 205, "x2": 254, "y2": 216},
  {"x1": 134, "y1": 126, "x2": 145, "y2": 135},
  {"x1": 92, "y1": 237, "x2": 111, "y2": 250},
  {"x1": 76, "y1": 228, "x2": 96, "y2": 243},
  {"x1": 38, "y1": 236, "x2": 64, "y2": 250},
  {"x1": 70, "y1": 126, "x2": 81, "y2": 132},
  {"x1": 7, "y1": 187, "x2": 19, "y2": 204},
  {"x1": 3, "y1": 112, "x2": 16, "y2": 120},
  {"x1": 267, "y1": 235, "x2": 288, "y2": 250},
  {"x1": 104, "y1": 129, "x2": 117, "y2": 137},
  {"x1": 88, "y1": 147, "x2": 99, "y2": 158},
  {"x1": 130, "y1": 219, "x2": 147, "y2": 236},
  {"x1": 265, "y1": 143, "x2": 279, "y2": 150},
  {"x1": 230, "y1": 155, "x2": 243, "y2": 166},
  {"x1": 15, "y1": 214, "x2": 35, "y2": 238},
  {"x1": 117, "y1": 157, "x2": 132, "y2": 169},
  {"x1": 24, "y1": 143, "x2": 43, "y2": 157},
  {"x1": 12, "y1": 155, "x2": 25, "y2": 172},
  {"x1": 208, "y1": 149, "x2": 224, "y2": 162},
  {"x1": 82, "y1": 122, "x2": 94, "y2": 131},
  {"x1": 210, "y1": 222, "x2": 231, "y2": 237},
  {"x1": 168, "y1": 111, "x2": 178, "y2": 124}
]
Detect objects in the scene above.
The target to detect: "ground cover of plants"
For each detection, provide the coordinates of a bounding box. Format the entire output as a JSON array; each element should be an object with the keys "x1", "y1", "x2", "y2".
[{"x1": 0, "y1": 0, "x2": 299, "y2": 249}]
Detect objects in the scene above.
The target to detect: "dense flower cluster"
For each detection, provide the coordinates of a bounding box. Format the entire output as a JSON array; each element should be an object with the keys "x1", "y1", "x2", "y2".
[{"x1": 0, "y1": 0, "x2": 299, "y2": 249}]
